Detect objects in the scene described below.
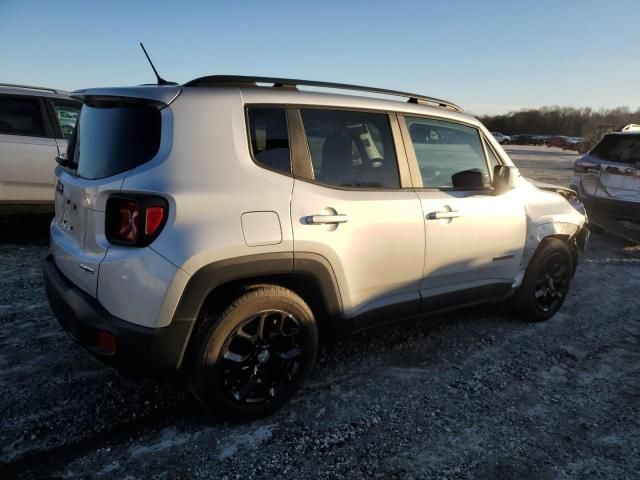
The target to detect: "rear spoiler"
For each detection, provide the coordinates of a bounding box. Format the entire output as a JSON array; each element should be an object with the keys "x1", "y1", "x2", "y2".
[{"x1": 70, "y1": 85, "x2": 181, "y2": 107}]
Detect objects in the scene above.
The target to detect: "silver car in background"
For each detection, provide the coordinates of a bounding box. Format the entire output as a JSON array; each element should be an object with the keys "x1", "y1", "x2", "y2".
[{"x1": 571, "y1": 125, "x2": 640, "y2": 221}]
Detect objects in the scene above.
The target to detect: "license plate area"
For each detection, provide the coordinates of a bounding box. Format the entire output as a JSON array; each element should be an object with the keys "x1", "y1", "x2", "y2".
[{"x1": 58, "y1": 196, "x2": 80, "y2": 233}]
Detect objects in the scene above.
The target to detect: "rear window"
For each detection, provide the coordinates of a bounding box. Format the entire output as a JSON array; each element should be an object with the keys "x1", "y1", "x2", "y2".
[
  {"x1": 70, "y1": 100, "x2": 161, "y2": 179},
  {"x1": 591, "y1": 134, "x2": 640, "y2": 164}
]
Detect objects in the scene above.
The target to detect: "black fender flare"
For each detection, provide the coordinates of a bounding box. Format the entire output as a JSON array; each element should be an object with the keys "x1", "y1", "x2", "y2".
[{"x1": 170, "y1": 252, "x2": 343, "y2": 368}]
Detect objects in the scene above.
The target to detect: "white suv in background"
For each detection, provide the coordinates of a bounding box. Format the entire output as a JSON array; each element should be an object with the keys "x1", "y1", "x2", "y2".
[
  {"x1": 44, "y1": 76, "x2": 588, "y2": 419},
  {"x1": 0, "y1": 84, "x2": 81, "y2": 218},
  {"x1": 491, "y1": 131, "x2": 511, "y2": 145}
]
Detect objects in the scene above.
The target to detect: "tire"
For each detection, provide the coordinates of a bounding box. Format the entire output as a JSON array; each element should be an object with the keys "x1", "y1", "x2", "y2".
[
  {"x1": 189, "y1": 286, "x2": 318, "y2": 420},
  {"x1": 509, "y1": 239, "x2": 573, "y2": 322}
]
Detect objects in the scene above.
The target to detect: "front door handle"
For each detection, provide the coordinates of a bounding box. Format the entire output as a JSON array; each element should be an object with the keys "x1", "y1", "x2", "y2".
[
  {"x1": 427, "y1": 210, "x2": 460, "y2": 220},
  {"x1": 306, "y1": 214, "x2": 349, "y2": 225}
]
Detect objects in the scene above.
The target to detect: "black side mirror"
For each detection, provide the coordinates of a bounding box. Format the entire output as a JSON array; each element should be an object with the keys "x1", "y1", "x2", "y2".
[
  {"x1": 493, "y1": 165, "x2": 518, "y2": 194},
  {"x1": 451, "y1": 169, "x2": 485, "y2": 189},
  {"x1": 56, "y1": 154, "x2": 70, "y2": 167}
]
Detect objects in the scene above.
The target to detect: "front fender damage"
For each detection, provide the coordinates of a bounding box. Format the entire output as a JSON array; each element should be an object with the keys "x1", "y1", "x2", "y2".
[{"x1": 512, "y1": 222, "x2": 589, "y2": 290}]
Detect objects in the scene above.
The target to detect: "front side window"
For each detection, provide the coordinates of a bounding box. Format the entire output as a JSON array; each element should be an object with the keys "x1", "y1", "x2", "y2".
[
  {"x1": 247, "y1": 107, "x2": 291, "y2": 174},
  {"x1": 51, "y1": 99, "x2": 81, "y2": 139},
  {"x1": 300, "y1": 109, "x2": 400, "y2": 188},
  {"x1": 0, "y1": 95, "x2": 45, "y2": 137},
  {"x1": 406, "y1": 117, "x2": 491, "y2": 189}
]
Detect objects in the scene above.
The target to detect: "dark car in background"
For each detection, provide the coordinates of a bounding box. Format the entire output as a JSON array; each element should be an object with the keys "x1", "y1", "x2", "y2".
[
  {"x1": 546, "y1": 136, "x2": 585, "y2": 151},
  {"x1": 511, "y1": 134, "x2": 545, "y2": 146}
]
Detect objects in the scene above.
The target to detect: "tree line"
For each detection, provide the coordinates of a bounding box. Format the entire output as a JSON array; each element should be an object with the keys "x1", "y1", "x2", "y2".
[{"x1": 479, "y1": 106, "x2": 640, "y2": 138}]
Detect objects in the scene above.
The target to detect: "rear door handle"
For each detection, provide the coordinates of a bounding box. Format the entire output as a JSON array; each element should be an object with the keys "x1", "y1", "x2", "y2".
[
  {"x1": 427, "y1": 210, "x2": 460, "y2": 220},
  {"x1": 306, "y1": 214, "x2": 349, "y2": 225}
]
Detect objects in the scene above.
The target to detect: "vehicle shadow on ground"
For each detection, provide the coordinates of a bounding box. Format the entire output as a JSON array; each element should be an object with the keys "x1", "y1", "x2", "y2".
[{"x1": 0, "y1": 216, "x2": 52, "y2": 245}]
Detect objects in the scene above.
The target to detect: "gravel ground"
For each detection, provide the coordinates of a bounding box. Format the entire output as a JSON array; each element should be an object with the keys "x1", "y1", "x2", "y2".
[{"x1": 1, "y1": 147, "x2": 639, "y2": 479}]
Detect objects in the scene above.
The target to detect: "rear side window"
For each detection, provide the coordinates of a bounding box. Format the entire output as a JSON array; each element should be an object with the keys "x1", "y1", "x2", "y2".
[
  {"x1": 0, "y1": 95, "x2": 45, "y2": 137},
  {"x1": 591, "y1": 134, "x2": 640, "y2": 164},
  {"x1": 301, "y1": 109, "x2": 400, "y2": 189},
  {"x1": 247, "y1": 108, "x2": 291, "y2": 174},
  {"x1": 71, "y1": 100, "x2": 161, "y2": 180},
  {"x1": 405, "y1": 117, "x2": 491, "y2": 189}
]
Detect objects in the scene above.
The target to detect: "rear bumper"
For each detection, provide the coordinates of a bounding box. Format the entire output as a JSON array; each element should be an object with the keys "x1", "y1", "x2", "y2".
[
  {"x1": 571, "y1": 183, "x2": 640, "y2": 221},
  {"x1": 43, "y1": 255, "x2": 192, "y2": 377},
  {"x1": 582, "y1": 195, "x2": 640, "y2": 221}
]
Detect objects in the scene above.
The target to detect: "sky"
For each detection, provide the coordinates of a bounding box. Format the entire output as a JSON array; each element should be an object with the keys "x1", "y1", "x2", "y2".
[{"x1": 1, "y1": 0, "x2": 639, "y2": 115}]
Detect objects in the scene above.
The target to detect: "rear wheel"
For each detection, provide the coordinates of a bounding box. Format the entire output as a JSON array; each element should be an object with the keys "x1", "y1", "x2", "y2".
[
  {"x1": 189, "y1": 286, "x2": 318, "y2": 419},
  {"x1": 509, "y1": 239, "x2": 573, "y2": 322}
]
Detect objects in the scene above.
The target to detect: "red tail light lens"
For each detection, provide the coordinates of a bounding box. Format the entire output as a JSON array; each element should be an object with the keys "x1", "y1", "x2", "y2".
[
  {"x1": 106, "y1": 195, "x2": 167, "y2": 246},
  {"x1": 145, "y1": 206, "x2": 165, "y2": 235},
  {"x1": 98, "y1": 331, "x2": 117, "y2": 355}
]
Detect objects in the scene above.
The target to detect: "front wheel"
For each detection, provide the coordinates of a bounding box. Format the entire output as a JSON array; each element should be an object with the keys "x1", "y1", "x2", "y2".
[
  {"x1": 509, "y1": 239, "x2": 573, "y2": 322},
  {"x1": 189, "y1": 286, "x2": 318, "y2": 419}
]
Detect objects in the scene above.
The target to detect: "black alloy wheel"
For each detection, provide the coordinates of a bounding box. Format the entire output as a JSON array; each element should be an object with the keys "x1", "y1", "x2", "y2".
[
  {"x1": 189, "y1": 286, "x2": 318, "y2": 419},
  {"x1": 532, "y1": 251, "x2": 571, "y2": 314},
  {"x1": 220, "y1": 309, "x2": 304, "y2": 404},
  {"x1": 509, "y1": 238, "x2": 574, "y2": 322}
]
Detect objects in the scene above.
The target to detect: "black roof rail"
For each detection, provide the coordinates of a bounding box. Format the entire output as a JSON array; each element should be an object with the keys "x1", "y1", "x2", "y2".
[
  {"x1": 183, "y1": 75, "x2": 463, "y2": 112},
  {"x1": 0, "y1": 83, "x2": 65, "y2": 94}
]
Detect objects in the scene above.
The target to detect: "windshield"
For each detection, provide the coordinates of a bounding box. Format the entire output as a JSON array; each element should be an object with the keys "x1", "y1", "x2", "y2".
[
  {"x1": 68, "y1": 99, "x2": 161, "y2": 179},
  {"x1": 591, "y1": 134, "x2": 640, "y2": 164}
]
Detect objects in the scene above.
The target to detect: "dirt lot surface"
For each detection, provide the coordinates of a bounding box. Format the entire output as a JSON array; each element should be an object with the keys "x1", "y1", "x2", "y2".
[{"x1": 1, "y1": 147, "x2": 639, "y2": 479}]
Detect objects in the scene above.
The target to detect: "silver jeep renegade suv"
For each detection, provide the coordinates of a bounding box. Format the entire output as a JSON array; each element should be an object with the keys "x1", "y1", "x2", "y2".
[{"x1": 44, "y1": 76, "x2": 588, "y2": 418}]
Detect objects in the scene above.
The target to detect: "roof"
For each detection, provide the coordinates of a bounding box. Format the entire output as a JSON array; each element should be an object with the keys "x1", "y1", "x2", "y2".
[
  {"x1": 184, "y1": 75, "x2": 463, "y2": 113},
  {"x1": 0, "y1": 83, "x2": 74, "y2": 100}
]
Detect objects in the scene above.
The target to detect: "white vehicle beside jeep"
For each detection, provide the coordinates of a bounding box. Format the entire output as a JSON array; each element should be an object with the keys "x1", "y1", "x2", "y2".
[
  {"x1": 44, "y1": 75, "x2": 588, "y2": 418},
  {"x1": 0, "y1": 84, "x2": 81, "y2": 218},
  {"x1": 491, "y1": 131, "x2": 511, "y2": 145}
]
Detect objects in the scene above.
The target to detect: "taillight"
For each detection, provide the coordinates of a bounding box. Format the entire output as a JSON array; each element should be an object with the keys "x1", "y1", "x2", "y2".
[
  {"x1": 145, "y1": 206, "x2": 165, "y2": 235},
  {"x1": 574, "y1": 160, "x2": 601, "y2": 173},
  {"x1": 106, "y1": 195, "x2": 168, "y2": 246},
  {"x1": 118, "y1": 202, "x2": 139, "y2": 241}
]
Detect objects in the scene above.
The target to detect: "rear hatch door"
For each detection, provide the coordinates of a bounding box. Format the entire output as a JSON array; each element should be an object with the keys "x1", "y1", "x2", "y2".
[
  {"x1": 51, "y1": 171, "x2": 123, "y2": 296},
  {"x1": 51, "y1": 85, "x2": 179, "y2": 297}
]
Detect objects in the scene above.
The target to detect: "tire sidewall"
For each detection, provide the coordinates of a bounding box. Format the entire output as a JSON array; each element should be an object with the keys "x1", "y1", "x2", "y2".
[
  {"x1": 194, "y1": 289, "x2": 318, "y2": 419},
  {"x1": 516, "y1": 239, "x2": 573, "y2": 321}
]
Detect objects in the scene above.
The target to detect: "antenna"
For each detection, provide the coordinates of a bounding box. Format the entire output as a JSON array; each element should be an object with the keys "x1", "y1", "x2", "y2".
[{"x1": 139, "y1": 43, "x2": 176, "y2": 86}]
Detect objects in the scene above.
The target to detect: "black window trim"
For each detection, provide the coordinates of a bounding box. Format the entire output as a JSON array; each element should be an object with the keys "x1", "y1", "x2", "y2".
[
  {"x1": 244, "y1": 105, "x2": 294, "y2": 177},
  {"x1": 480, "y1": 134, "x2": 504, "y2": 183},
  {"x1": 0, "y1": 93, "x2": 54, "y2": 139},
  {"x1": 398, "y1": 114, "x2": 495, "y2": 193}
]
